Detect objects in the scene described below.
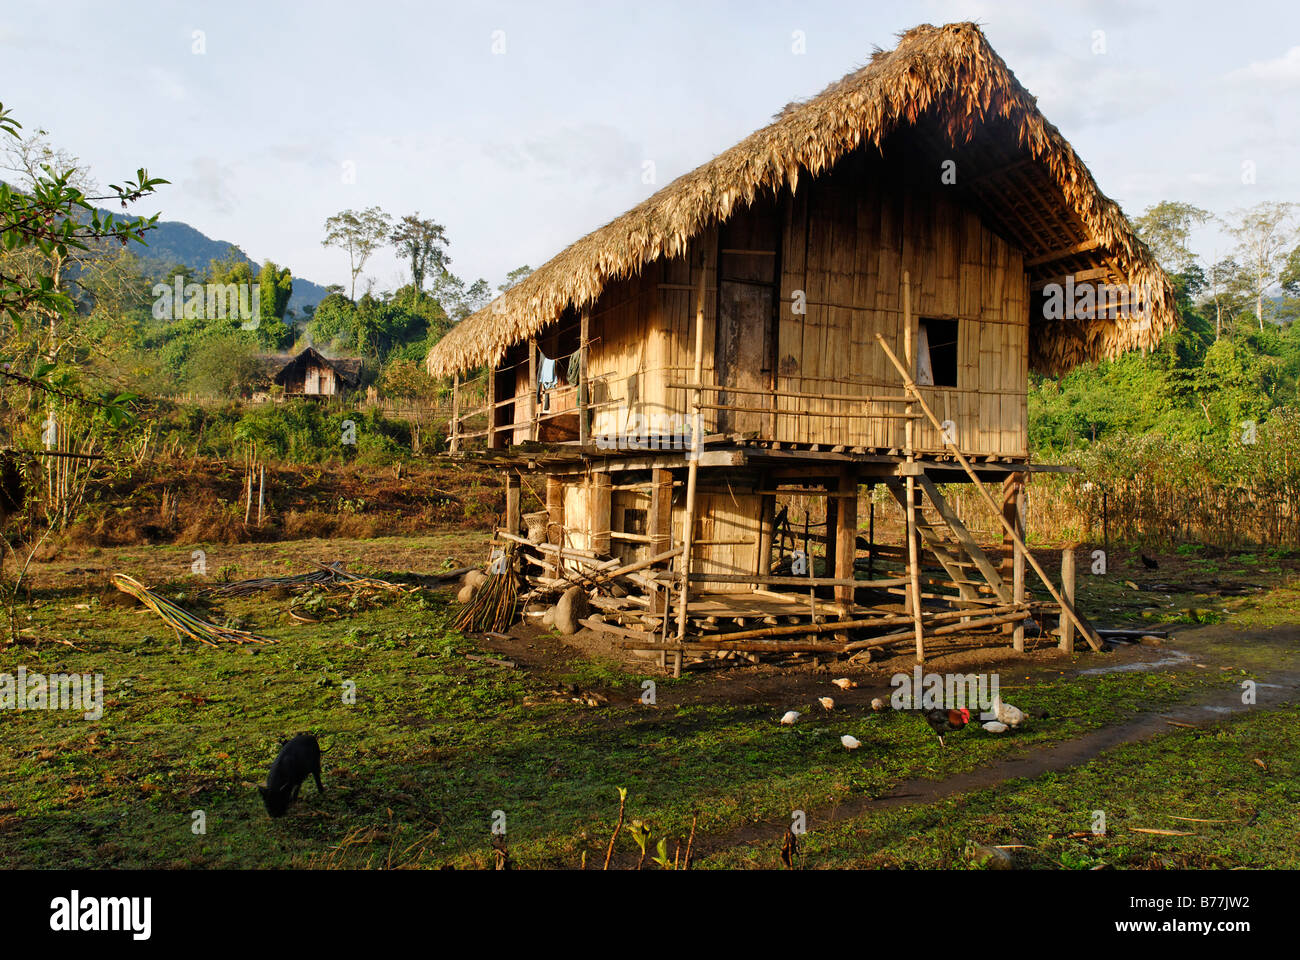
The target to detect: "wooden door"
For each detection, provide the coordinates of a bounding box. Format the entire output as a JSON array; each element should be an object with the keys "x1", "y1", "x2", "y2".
[{"x1": 715, "y1": 202, "x2": 779, "y2": 434}]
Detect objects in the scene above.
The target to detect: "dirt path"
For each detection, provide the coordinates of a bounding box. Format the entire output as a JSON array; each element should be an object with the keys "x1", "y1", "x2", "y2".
[{"x1": 679, "y1": 624, "x2": 1300, "y2": 864}]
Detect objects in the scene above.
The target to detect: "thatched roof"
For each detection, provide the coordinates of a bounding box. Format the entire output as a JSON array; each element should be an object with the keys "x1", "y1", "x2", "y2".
[
  {"x1": 272, "y1": 347, "x2": 363, "y2": 388},
  {"x1": 427, "y1": 21, "x2": 1174, "y2": 379}
]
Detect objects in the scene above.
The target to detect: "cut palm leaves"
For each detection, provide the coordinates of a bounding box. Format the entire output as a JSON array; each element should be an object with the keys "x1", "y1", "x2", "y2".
[{"x1": 112, "y1": 574, "x2": 273, "y2": 647}]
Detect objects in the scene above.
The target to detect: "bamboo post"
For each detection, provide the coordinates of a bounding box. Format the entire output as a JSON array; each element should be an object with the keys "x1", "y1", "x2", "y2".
[
  {"x1": 578, "y1": 309, "x2": 590, "y2": 448},
  {"x1": 875, "y1": 333, "x2": 1103, "y2": 652},
  {"x1": 1060, "y1": 545, "x2": 1076, "y2": 653},
  {"x1": 487, "y1": 366, "x2": 497, "y2": 450},
  {"x1": 906, "y1": 477, "x2": 924, "y2": 662},
  {"x1": 244, "y1": 444, "x2": 254, "y2": 524},
  {"x1": 257, "y1": 464, "x2": 265, "y2": 528},
  {"x1": 903, "y1": 270, "x2": 914, "y2": 459},
  {"x1": 675, "y1": 253, "x2": 708, "y2": 668},
  {"x1": 528, "y1": 336, "x2": 539, "y2": 442},
  {"x1": 902, "y1": 271, "x2": 923, "y2": 662}
]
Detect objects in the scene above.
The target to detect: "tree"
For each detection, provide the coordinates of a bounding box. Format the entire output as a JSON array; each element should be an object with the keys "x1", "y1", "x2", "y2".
[
  {"x1": 207, "y1": 249, "x2": 255, "y2": 287},
  {"x1": 321, "y1": 206, "x2": 391, "y2": 301},
  {"x1": 1133, "y1": 201, "x2": 1211, "y2": 274},
  {"x1": 1281, "y1": 243, "x2": 1300, "y2": 298},
  {"x1": 1227, "y1": 202, "x2": 1298, "y2": 330},
  {"x1": 1202, "y1": 255, "x2": 1248, "y2": 341},
  {"x1": 389, "y1": 214, "x2": 448, "y2": 294},
  {"x1": 187, "y1": 331, "x2": 262, "y2": 398},
  {"x1": 256, "y1": 261, "x2": 293, "y2": 349},
  {"x1": 429, "y1": 267, "x2": 491, "y2": 322},
  {"x1": 0, "y1": 105, "x2": 165, "y2": 359},
  {"x1": 499, "y1": 264, "x2": 533, "y2": 292}
]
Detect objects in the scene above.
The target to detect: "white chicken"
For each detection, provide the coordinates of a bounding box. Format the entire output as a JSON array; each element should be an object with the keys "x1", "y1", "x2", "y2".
[
  {"x1": 992, "y1": 696, "x2": 1025, "y2": 729},
  {"x1": 780, "y1": 710, "x2": 801, "y2": 725},
  {"x1": 818, "y1": 697, "x2": 835, "y2": 711},
  {"x1": 831, "y1": 678, "x2": 857, "y2": 691},
  {"x1": 840, "y1": 734, "x2": 861, "y2": 750},
  {"x1": 981, "y1": 720, "x2": 1008, "y2": 734}
]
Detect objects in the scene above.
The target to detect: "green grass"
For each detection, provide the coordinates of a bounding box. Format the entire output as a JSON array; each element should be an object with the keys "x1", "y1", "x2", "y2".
[{"x1": 0, "y1": 576, "x2": 1252, "y2": 869}]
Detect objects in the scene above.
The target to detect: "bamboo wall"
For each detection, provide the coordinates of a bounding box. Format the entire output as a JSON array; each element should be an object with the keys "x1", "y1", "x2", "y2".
[
  {"x1": 556, "y1": 475, "x2": 760, "y2": 592},
  {"x1": 502, "y1": 143, "x2": 1030, "y2": 458}
]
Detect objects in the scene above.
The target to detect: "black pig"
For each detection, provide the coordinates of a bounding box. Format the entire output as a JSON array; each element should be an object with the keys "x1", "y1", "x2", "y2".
[{"x1": 258, "y1": 733, "x2": 325, "y2": 818}]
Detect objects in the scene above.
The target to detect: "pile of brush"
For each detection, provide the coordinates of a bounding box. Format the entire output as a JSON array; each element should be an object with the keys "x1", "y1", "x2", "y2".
[{"x1": 204, "y1": 560, "x2": 407, "y2": 598}]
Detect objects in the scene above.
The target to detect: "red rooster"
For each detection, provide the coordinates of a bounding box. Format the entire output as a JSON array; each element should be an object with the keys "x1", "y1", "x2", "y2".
[{"x1": 913, "y1": 706, "x2": 970, "y2": 747}]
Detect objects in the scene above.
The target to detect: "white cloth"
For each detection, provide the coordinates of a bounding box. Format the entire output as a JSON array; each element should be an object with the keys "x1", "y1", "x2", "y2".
[{"x1": 915, "y1": 323, "x2": 934, "y2": 386}]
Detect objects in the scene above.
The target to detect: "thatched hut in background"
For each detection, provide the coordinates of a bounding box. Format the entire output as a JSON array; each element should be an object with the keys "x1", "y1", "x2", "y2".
[
  {"x1": 429, "y1": 22, "x2": 1174, "y2": 673},
  {"x1": 272, "y1": 347, "x2": 362, "y2": 398}
]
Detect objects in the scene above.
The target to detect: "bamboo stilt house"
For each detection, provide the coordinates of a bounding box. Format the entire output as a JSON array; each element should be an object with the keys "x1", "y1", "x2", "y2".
[{"x1": 429, "y1": 22, "x2": 1174, "y2": 671}]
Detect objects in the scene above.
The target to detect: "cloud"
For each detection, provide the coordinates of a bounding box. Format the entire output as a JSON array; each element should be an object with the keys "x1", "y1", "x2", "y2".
[{"x1": 1226, "y1": 45, "x2": 1300, "y2": 89}]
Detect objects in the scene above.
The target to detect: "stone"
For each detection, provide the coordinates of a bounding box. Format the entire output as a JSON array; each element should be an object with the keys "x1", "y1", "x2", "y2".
[{"x1": 553, "y1": 585, "x2": 589, "y2": 635}]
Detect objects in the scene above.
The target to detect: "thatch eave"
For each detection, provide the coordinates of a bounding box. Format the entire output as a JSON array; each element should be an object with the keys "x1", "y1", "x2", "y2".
[{"x1": 427, "y1": 21, "x2": 1174, "y2": 380}]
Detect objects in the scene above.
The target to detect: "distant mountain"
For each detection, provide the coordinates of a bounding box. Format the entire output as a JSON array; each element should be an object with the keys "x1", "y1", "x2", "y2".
[{"x1": 126, "y1": 216, "x2": 332, "y2": 315}]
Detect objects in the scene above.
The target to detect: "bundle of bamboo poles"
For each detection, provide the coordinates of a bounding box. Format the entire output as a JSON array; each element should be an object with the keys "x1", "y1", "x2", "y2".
[
  {"x1": 453, "y1": 544, "x2": 519, "y2": 633},
  {"x1": 42, "y1": 407, "x2": 99, "y2": 530},
  {"x1": 113, "y1": 574, "x2": 274, "y2": 647}
]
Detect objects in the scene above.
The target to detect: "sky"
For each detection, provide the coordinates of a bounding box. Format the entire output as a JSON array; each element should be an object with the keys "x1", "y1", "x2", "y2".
[{"x1": 3, "y1": 0, "x2": 1297, "y2": 292}]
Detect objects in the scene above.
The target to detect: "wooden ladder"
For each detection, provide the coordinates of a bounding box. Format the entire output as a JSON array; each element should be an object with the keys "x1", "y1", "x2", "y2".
[{"x1": 887, "y1": 478, "x2": 1013, "y2": 606}]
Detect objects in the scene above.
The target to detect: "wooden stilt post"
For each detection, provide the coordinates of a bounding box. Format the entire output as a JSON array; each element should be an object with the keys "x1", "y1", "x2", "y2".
[
  {"x1": 824, "y1": 491, "x2": 838, "y2": 587},
  {"x1": 578, "y1": 309, "x2": 590, "y2": 448},
  {"x1": 546, "y1": 476, "x2": 564, "y2": 576},
  {"x1": 1003, "y1": 472, "x2": 1024, "y2": 634},
  {"x1": 1060, "y1": 544, "x2": 1077, "y2": 653},
  {"x1": 450, "y1": 372, "x2": 460, "y2": 453},
  {"x1": 504, "y1": 470, "x2": 521, "y2": 538},
  {"x1": 546, "y1": 476, "x2": 564, "y2": 544},
  {"x1": 590, "y1": 473, "x2": 612, "y2": 556},
  {"x1": 1000, "y1": 472, "x2": 1022, "y2": 576},
  {"x1": 649, "y1": 468, "x2": 672, "y2": 558},
  {"x1": 675, "y1": 250, "x2": 708, "y2": 676},
  {"x1": 867, "y1": 489, "x2": 875, "y2": 580},
  {"x1": 757, "y1": 491, "x2": 776, "y2": 576},
  {"x1": 834, "y1": 467, "x2": 857, "y2": 617}
]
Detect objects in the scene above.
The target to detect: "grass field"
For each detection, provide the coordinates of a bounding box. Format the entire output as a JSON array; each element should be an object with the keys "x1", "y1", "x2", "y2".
[{"x1": 1, "y1": 535, "x2": 1297, "y2": 869}]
